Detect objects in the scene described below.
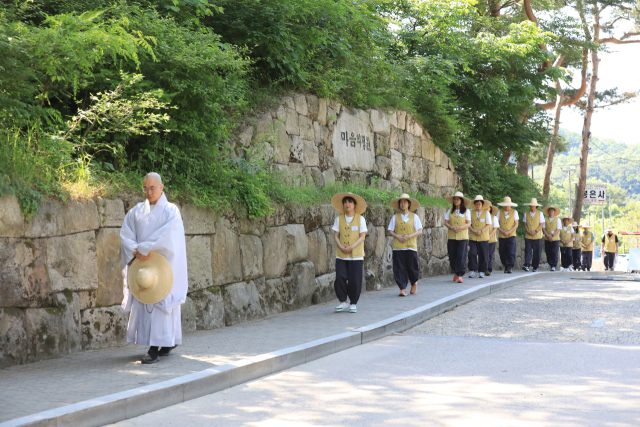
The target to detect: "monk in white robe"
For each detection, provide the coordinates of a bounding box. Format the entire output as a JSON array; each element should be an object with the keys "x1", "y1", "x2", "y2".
[{"x1": 120, "y1": 173, "x2": 188, "y2": 363}]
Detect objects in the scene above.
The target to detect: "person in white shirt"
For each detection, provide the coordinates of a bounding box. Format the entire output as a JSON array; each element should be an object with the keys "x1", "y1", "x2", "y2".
[
  {"x1": 522, "y1": 198, "x2": 544, "y2": 272},
  {"x1": 496, "y1": 197, "x2": 519, "y2": 273},
  {"x1": 542, "y1": 205, "x2": 562, "y2": 271},
  {"x1": 331, "y1": 192, "x2": 367, "y2": 313},
  {"x1": 388, "y1": 194, "x2": 423, "y2": 296},
  {"x1": 444, "y1": 192, "x2": 472, "y2": 283},
  {"x1": 467, "y1": 195, "x2": 493, "y2": 278},
  {"x1": 487, "y1": 206, "x2": 500, "y2": 275}
]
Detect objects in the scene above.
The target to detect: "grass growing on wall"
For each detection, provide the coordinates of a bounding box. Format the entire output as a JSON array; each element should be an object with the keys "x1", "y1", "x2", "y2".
[{"x1": 270, "y1": 181, "x2": 450, "y2": 210}]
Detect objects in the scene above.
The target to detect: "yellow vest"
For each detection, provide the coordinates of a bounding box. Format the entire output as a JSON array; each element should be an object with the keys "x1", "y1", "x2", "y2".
[
  {"x1": 469, "y1": 210, "x2": 490, "y2": 242},
  {"x1": 573, "y1": 230, "x2": 582, "y2": 249},
  {"x1": 489, "y1": 223, "x2": 498, "y2": 243},
  {"x1": 582, "y1": 231, "x2": 594, "y2": 251},
  {"x1": 559, "y1": 225, "x2": 573, "y2": 248},
  {"x1": 604, "y1": 233, "x2": 617, "y2": 253},
  {"x1": 392, "y1": 213, "x2": 418, "y2": 250},
  {"x1": 336, "y1": 214, "x2": 365, "y2": 259},
  {"x1": 545, "y1": 217, "x2": 560, "y2": 241},
  {"x1": 447, "y1": 209, "x2": 469, "y2": 240},
  {"x1": 498, "y1": 209, "x2": 516, "y2": 238},
  {"x1": 524, "y1": 210, "x2": 543, "y2": 240}
]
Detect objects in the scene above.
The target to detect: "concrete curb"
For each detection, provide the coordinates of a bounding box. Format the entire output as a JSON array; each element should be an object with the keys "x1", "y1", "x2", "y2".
[{"x1": 1, "y1": 271, "x2": 620, "y2": 427}]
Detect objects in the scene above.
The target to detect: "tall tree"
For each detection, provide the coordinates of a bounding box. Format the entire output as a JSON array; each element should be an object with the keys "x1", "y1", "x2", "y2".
[{"x1": 571, "y1": 0, "x2": 640, "y2": 222}]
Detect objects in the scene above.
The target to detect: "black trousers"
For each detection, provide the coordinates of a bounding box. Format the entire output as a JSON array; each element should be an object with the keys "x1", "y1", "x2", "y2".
[
  {"x1": 544, "y1": 240, "x2": 560, "y2": 268},
  {"x1": 487, "y1": 242, "x2": 496, "y2": 272},
  {"x1": 392, "y1": 250, "x2": 420, "y2": 290},
  {"x1": 572, "y1": 249, "x2": 582, "y2": 270},
  {"x1": 498, "y1": 237, "x2": 517, "y2": 270},
  {"x1": 468, "y1": 240, "x2": 489, "y2": 273},
  {"x1": 604, "y1": 252, "x2": 616, "y2": 270},
  {"x1": 524, "y1": 238, "x2": 542, "y2": 269},
  {"x1": 447, "y1": 239, "x2": 468, "y2": 276},
  {"x1": 560, "y1": 247, "x2": 573, "y2": 268},
  {"x1": 334, "y1": 259, "x2": 363, "y2": 304},
  {"x1": 582, "y1": 251, "x2": 593, "y2": 271}
]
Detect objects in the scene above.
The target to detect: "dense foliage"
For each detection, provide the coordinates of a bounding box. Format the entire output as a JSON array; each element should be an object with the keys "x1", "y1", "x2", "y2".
[{"x1": 1, "y1": 0, "x2": 583, "y2": 218}]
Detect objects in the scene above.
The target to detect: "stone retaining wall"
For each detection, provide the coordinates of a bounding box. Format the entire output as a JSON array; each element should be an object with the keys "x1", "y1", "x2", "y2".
[
  {"x1": 0, "y1": 194, "x2": 531, "y2": 369},
  {"x1": 235, "y1": 94, "x2": 460, "y2": 197}
]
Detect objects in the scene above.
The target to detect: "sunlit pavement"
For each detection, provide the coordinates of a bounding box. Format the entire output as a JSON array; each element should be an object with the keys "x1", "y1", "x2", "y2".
[{"x1": 110, "y1": 277, "x2": 640, "y2": 427}]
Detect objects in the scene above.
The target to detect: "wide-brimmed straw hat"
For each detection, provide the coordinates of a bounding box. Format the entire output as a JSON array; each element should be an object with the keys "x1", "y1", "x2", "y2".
[
  {"x1": 606, "y1": 226, "x2": 615, "y2": 233},
  {"x1": 490, "y1": 205, "x2": 499, "y2": 217},
  {"x1": 331, "y1": 192, "x2": 367, "y2": 215},
  {"x1": 572, "y1": 222, "x2": 581, "y2": 228},
  {"x1": 128, "y1": 252, "x2": 173, "y2": 305},
  {"x1": 523, "y1": 198, "x2": 543, "y2": 207},
  {"x1": 445, "y1": 191, "x2": 471, "y2": 208},
  {"x1": 471, "y1": 195, "x2": 492, "y2": 210},
  {"x1": 543, "y1": 205, "x2": 559, "y2": 217},
  {"x1": 562, "y1": 216, "x2": 573, "y2": 223},
  {"x1": 497, "y1": 196, "x2": 518, "y2": 207},
  {"x1": 389, "y1": 193, "x2": 420, "y2": 211},
  {"x1": 582, "y1": 224, "x2": 593, "y2": 229}
]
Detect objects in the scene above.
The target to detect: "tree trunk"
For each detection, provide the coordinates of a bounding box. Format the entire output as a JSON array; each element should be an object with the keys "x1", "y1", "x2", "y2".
[
  {"x1": 543, "y1": 79, "x2": 564, "y2": 200},
  {"x1": 573, "y1": 12, "x2": 600, "y2": 222},
  {"x1": 517, "y1": 153, "x2": 529, "y2": 175}
]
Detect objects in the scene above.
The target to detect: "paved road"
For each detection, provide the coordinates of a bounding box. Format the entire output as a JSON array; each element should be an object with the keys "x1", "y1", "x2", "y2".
[
  {"x1": 110, "y1": 276, "x2": 640, "y2": 427},
  {"x1": 0, "y1": 271, "x2": 525, "y2": 422}
]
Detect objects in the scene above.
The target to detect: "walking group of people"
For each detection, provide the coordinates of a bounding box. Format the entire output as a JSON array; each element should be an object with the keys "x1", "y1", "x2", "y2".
[{"x1": 119, "y1": 174, "x2": 621, "y2": 364}]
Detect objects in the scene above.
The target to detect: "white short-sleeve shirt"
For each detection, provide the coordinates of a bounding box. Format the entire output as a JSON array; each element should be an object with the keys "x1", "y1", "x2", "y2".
[
  {"x1": 332, "y1": 215, "x2": 368, "y2": 261},
  {"x1": 471, "y1": 210, "x2": 493, "y2": 225},
  {"x1": 493, "y1": 215, "x2": 500, "y2": 228},
  {"x1": 444, "y1": 209, "x2": 471, "y2": 221},
  {"x1": 387, "y1": 213, "x2": 424, "y2": 251},
  {"x1": 523, "y1": 210, "x2": 548, "y2": 228},
  {"x1": 544, "y1": 217, "x2": 562, "y2": 230}
]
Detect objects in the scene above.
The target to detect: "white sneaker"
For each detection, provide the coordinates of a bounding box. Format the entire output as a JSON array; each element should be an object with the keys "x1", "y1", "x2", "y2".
[
  {"x1": 335, "y1": 302, "x2": 349, "y2": 312},
  {"x1": 469, "y1": 271, "x2": 476, "y2": 278},
  {"x1": 479, "y1": 272, "x2": 485, "y2": 278},
  {"x1": 349, "y1": 304, "x2": 357, "y2": 313},
  {"x1": 569, "y1": 266, "x2": 574, "y2": 271},
  {"x1": 551, "y1": 267, "x2": 556, "y2": 271}
]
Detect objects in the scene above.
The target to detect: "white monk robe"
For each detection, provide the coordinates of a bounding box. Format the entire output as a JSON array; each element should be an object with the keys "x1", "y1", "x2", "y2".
[{"x1": 120, "y1": 193, "x2": 188, "y2": 347}]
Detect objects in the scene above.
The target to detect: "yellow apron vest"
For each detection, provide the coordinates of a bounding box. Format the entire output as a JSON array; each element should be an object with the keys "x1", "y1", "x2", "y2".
[
  {"x1": 604, "y1": 233, "x2": 617, "y2": 253},
  {"x1": 582, "y1": 232, "x2": 594, "y2": 252},
  {"x1": 336, "y1": 214, "x2": 365, "y2": 259},
  {"x1": 469, "y1": 210, "x2": 490, "y2": 242},
  {"x1": 524, "y1": 210, "x2": 543, "y2": 240},
  {"x1": 559, "y1": 226, "x2": 573, "y2": 248},
  {"x1": 545, "y1": 217, "x2": 560, "y2": 241},
  {"x1": 573, "y1": 230, "x2": 582, "y2": 249},
  {"x1": 447, "y1": 209, "x2": 469, "y2": 240},
  {"x1": 498, "y1": 209, "x2": 516, "y2": 238},
  {"x1": 392, "y1": 213, "x2": 418, "y2": 250}
]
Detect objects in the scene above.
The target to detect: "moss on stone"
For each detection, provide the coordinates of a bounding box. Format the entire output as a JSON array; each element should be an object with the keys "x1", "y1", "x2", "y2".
[
  {"x1": 63, "y1": 290, "x2": 73, "y2": 304},
  {"x1": 93, "y1": 321, "x2": 101, "y2": 331},
  {"x1": 44, "y1": 307, "x2": 64, "y2": 316}
]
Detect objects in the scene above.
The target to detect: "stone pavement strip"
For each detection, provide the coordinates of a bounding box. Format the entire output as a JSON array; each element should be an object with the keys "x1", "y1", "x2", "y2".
[{"x1": 0, "y1": 270, "x2": 606, "y2": 425}]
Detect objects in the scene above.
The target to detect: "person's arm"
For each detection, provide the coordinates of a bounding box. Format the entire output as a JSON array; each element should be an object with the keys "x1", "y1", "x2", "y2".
[
  {"x1": 346, "y1": 232, "x2": 367, "y2": 253},
  {"x1": 551, "y1": 218, "x2": 561, "y2": 237},
  {"x1": 615, "y1": 236, "x2": 619, "y2": 253}
]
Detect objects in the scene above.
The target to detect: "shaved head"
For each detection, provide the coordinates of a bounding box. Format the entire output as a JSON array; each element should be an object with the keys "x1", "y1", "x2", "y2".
[{"x1": 144, "y1": 172, "x2": 162, "y2": 185}]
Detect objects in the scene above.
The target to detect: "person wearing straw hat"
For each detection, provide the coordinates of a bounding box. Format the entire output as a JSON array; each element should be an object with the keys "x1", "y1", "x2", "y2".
[
  {"x1": 444, "y1": 192, "x2": 471, "y2": 282},
  {"x1": 467, "y1": 195, "x2": 493, "y2": 278},
  {"x1": 601, "y1": 226, "x2": 619, "y2": 271},
  {"x1": 496, "y1": 197, "x2": 519, "y2": 274},
  {"x1": 486, "y1": 205, "x2": 500, "y2": 276},
  {"x1": 522, "y1": 198, "x2": 544, "y2": 272},
  {"x1": 559, "y1": 217, "x2": 575, "y2": 272},
  {"x1": 572, "y1": 223, "x2": 583, "y2": 271},
  {"x1": 331, "y1": 192, "x2": 367, "y2": 313},
  {"x1": 120, "y1": 173, "x2": 188, "y2": 364},
  {"x1": 542, "y1": 205, "x2": 562, "y2": 271},
  {"x1": 580, "y1": 224, "x2": 595, "y2": 271},
  {"x1": 388, "y1": 194, "x2": 423, "y2": 296}
]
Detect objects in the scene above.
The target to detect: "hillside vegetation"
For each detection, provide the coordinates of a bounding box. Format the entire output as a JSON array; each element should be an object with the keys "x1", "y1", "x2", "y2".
[{"x1": 1, "y1": 0, "x2": 583, "y2": 217}]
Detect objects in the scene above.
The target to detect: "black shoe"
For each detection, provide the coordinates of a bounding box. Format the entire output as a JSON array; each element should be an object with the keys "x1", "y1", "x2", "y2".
[
  {"x1": 142, "y1": 346, "x2": 160, "y2": 364},
  {"x1": 486, "y1": 272, "x2": 491, "y2": 276},
  {"x1": 523, "y1": 266, "x2": 529, "y2": 271},
  {"x1": 159, "y1": 345, "x2": 177, "y2": 357},
  {"x1": 506, "y1": 269, "x2": 512, "y2": 274}
]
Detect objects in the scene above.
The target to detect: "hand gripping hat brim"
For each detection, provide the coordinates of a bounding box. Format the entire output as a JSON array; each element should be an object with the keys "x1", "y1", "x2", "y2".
[
  {"x1": 128, "y1": 252, "x2": 174, "y2": 305},
  {"x1": 390, "y1": 193, "x2": 420, "y2": 211},
  {"x1": 445, "y1": 191, "x2": 471, "y2": 208},
  {"x1": 331, "y1": 192, "x2": 367, "y2": 215}
]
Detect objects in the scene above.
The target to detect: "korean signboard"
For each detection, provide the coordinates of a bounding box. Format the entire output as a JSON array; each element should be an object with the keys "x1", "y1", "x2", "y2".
[{"x1": 583, "y1": 184, "x2": 606, "y2": 204}]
